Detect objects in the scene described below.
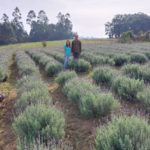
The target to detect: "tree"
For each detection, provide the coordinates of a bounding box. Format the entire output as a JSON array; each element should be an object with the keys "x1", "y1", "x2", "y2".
[
  {"x1": 0, "y1": 8, "x2": 74, "y2": 45},
  {"x1": 0, "y1": 13, "x2": 17, "y2": 44},
  {"x1": 105, "y1": 22, "x2": 113, "y2": 38},
  {"x1": 0, "y1": 22, "x2": 17, "y2": 45},
  {"x1": 26, "y1": 10, "x2": 36, "y2": 26},
  {"x1": 37, "y1": 10, "x2": 49, "y2": 24},
  {"x1": 105, "y1": 13, "x2": 150, "y2": 38},
  {"x1": 12, "y1": 7, "x2": 28, "y2": 42},
  {"x1": 55, "y1": 12, "x2": 73, "y2": 40},
  {"x1": 1, "y1": 13, "x2": 9, "y2": 23},
  {"x1": 12, "y1": 7, "x2": 23, "y2": 28},
  {"x1": 29, "y1": 11, "x2": 73, "y2": 41}
]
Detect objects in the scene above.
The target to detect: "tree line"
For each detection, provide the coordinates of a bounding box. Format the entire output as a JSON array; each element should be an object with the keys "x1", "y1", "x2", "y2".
[
  {"x1": 105, "y1": 12, "x2": 150, "y2": 38},
  {"x1": 0, "y1": 7, "x2": 73, "y2": 45}
]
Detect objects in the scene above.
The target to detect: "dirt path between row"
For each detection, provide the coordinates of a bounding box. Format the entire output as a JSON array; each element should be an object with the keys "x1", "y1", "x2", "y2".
[
  {"x1": 49, "y1": 83, "x2": 101, "y2": 150},
  {"x1": 0, "y1": 54, "x2": 17, "y2": 150}
]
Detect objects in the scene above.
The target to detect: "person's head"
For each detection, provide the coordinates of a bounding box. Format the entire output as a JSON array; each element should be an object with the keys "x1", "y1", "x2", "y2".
[
  {"x1": 74, "y1": 33, "x2": 79, "y2": 40},
  {"x1": 66, "y1": 40, "x2": 71, "y2": 47}
]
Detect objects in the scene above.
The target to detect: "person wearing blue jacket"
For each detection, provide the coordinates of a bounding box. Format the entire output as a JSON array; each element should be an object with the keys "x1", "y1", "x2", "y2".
[{"x1": 64, "y1": 40, "x2": 71, "y2": 69}]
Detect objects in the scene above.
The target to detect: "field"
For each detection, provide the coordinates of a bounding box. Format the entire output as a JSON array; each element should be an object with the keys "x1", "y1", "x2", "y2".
[{"x1": 0, "y1": 40, "x2": 150, "y2": 150}]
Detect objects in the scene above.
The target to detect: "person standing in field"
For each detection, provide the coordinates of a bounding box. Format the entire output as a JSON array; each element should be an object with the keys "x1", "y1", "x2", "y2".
[
  {"x1": 64, "y1": 40, "x2": 71, "y2": 69},
  {"x1": 71, "y1": 34, "x2": 82, "y2": 61}
]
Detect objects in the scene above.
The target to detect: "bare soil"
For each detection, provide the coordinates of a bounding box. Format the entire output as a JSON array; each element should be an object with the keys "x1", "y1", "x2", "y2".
[{"x1": 0, "y1": 55, "x2": 17, "y2": 150}]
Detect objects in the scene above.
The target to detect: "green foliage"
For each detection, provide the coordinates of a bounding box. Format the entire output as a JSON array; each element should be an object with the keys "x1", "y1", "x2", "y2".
[
  {"x1": 0, "y1": 50, "x2": 14, "y2": 82},
  {"x1": 16, "y1": 51, "x2": 39, "y2": 77},
  {"x1": 105, "y1": 13, "x2": 150, "y2": 38},
  {"x1": 0, "y1": 8, "x2": 28, "y2": 45},
  {"x1": 45, "y1": 62, "x2": 63, "y2": 77},
  {"x1": 144, "y1": 52, "x2": 150, "y2": 60},
  {"x1": 112, "y1": 76, "x2": 144, "y2": 101},
  {"x1": 64, "y1": 78, "x2": 119, "y2": 117},
  {"x1": 122, "y1": 64, "x2": 143, "y2": 79},
  {"x1": 113, "y1": 54, "x2": 129, "y2": 66},
  {"x1": 15, "y1": 87, "x2": 51, "y2": 113},
  {"x1": 17, "y1": 76, "x2": 47, "y2": 94},
  {"x1": 70, "y1": 59, "x2": 91, "y2": 73},
  {"x1": 42, "y1": 41, "x2": 47, "y2": 47},
  {"x1": 105, "y1": 57, "x2": 115, "y2": 66},
  {"x1": 137, "y1": 87, "x2": 150, "y2": 111},
  {"x1": 96, "y1": 116, "x2": 150, "y2": 150},
  {"x1": 122, "y1": 64, "x2": 150, "y2": 82},
  {"x1": 27, "y1": 50, "x2": 63, "y2": 77},
  {"x1": 29, "y1": 12, "x2": 73, "y2": 42},
  {"x1": 13, "y1": 104, "x2": 65, "y2": 148},
  {"x1": 81, "y1": 52, "x2": 108, "y2": 66},
  {"x1": 0, "y1": 67, "x2": 7, "y2": 82},
  {"x1": 14, "y1": 49, "x2": 65, "y2": 150},
  {"x1": 130, "y1": 53, "x2": 148, "y2": 64},
  {"x1": 44, "y1": 51, "x2": 64, "y2": 63},
  {"x1": 120, "y1": 31, "x2": 133, "y2": 43},
  {"x1": 56, "y1": 70, "x2": 77, "y2": 86},
  {"x1": 93, "y1": 67, "x2": 114, "y2": 86},
  {"x1": 141, "y1": 66, "x2": 150, "y2": 83},
  {"x1": 80, "y1": 92, "x2": 119, "y2": 117},
  {"x1": 0, "y1": 9, "x2": 73, "y2": 45}
]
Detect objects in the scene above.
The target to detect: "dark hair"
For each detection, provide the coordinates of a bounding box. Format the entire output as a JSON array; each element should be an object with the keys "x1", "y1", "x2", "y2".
[{"x1": 66, "y1": 40, "x2": 71, "y2": 47}]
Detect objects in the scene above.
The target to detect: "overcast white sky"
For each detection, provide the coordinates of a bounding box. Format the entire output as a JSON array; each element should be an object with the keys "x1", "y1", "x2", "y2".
[{"x1": 0, "y1": 0, "x2": 150, "y2": 37}]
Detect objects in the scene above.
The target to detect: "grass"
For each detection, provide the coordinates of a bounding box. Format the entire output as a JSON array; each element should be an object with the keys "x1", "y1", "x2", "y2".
[
  {"x1": 0, "y1": 39, "x2": 117, "y2": 50},
  {"x1": 0, "y1": 40, "x2": 66, "y2": 50}
]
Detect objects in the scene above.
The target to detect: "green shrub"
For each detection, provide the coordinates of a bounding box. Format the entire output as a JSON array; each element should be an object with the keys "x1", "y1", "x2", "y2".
[
  {"x1": 56, "y1": 71, "x2": 77, "y2": 86},
  {"x1": 112, "y1": 76, "x2": 144, "y2": 101},
  {"x1": 15, "y1": 88, "x2": 51, "y2": 112},
  {"x1": 93, "y1": 67, "x2": 114, "y2": 86},
  {"x1": 96, "y1": 116, "x2": 150, "y2": 150},
  {"x1": 63, "y1": 78, "x2": 99, "y2": 103},
  {"x1": 144, "y1": 52, "x2": 150, "y2": 60},
  {"x1": 120, "y1": 31, "x2": 133, "y2": 43},
  {"x1": 81, "y1": 52, "x2": 107, "y2": 66},
  {"x1": 18, "y1": 64, "x2": 38, "y2": 77},
  {"x1": 105, "y1": 57, "x2": 115, "y2": 66},
  {"x1": 122, "y1": 64, "x2": 150, "y2": 83},
  {"x1": 38, "y1": 55, "x2": 51, "y2": 67},
  {"x1": 42, "y1": 41, "x2": 47, "y2": 47},
  {"x1": 137, "y1": 87, "x2": 150, "y2": 111},
  {"x1": 70, "y1": 59, "x2": 91, "y2": 73},
  {"x1": 130, "y1": 53, "x2": 148, "y2": 64},
  {"x1": 16, "y1": 51, "x2": 39, "y2": 77},
  {"x1": 113, "y1": 54, "x2": 129, "y2": 66},
  {"x1": 17, "y1": 76, "x2": 47, "y2": 94},
  {"x1": 27, "y1": 51, "x2": 63, "y2": 76},
  {"x1": 29, "y1": 52, "x2": 42, "y2": 64},
  {"x1": 64, "y1": 78, "x2": 119, "y2": 117},
  {"x1": 16, "y1": 139, "x2": 73, "y2": 150},
  {"x1": 45, "y1": 62, "x2": 63, "y2": 77},
  {"x1": 45, "y1": 51, "x2": 64, "y2": 63},
  {"x1": 141, "y1": 66, "x2": 150, "y2": 83},
  {"x1": 13, "y1": 104, "x2": 65, "y2": 148},
  {"x1": 0, "y1": 67, "x2": 7, "y2": 82},
  {"x1": 122, "y1": 64, "x2": 143, "y2": 80},
  {"x1": 80, "y1": 92, "x2": 119, "y2": 117}
]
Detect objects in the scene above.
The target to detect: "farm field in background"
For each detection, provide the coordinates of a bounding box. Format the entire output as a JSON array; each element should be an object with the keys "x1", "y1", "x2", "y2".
[{"x1": 0, "y1": 40, "x2": 150, "y2": 150}]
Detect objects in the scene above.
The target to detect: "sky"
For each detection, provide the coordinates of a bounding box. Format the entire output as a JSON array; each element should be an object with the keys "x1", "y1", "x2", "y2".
[{"x1": 0, "y1": 0, "x2": 150, "y2": 38}]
